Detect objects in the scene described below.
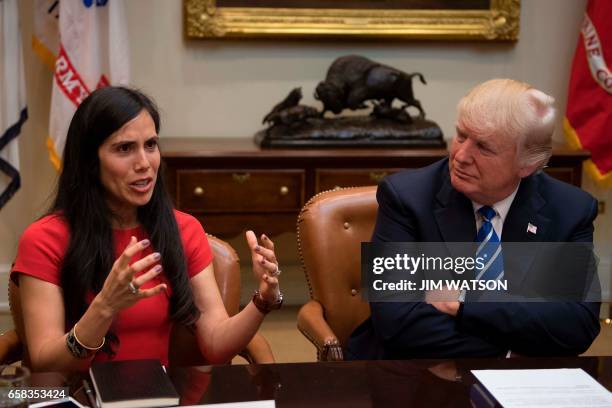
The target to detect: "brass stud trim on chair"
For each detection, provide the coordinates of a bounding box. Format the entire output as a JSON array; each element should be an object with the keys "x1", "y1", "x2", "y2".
[
  {"x1": 296, "y1": 186, "x2": 365, "y2": 299},
  {"x1": 296, "y1": 186, "x2": 377, "y2": 362}
]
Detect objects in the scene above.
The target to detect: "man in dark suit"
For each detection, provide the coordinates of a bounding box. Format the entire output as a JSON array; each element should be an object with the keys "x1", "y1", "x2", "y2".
[{"x1": 347, "y1": 79, "x2": 600, "y2": 359}]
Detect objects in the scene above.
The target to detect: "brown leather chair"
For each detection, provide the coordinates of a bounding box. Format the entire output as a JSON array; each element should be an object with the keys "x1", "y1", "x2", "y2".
[
  {"x1": 297, "y1": 186, "x2": 378, "y2": 361},
  {"x1": 0, "y1": 235, "x2": 274, "y2": 366}
]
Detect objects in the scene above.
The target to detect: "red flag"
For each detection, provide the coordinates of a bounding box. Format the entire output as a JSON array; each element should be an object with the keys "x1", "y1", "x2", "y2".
[{"x1": 564, "y1": 0, "x2": 612, "y2": 187}]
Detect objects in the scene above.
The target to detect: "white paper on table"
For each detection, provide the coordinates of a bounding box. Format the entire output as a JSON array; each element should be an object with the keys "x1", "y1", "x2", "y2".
[
  {"x1": 471, "y1": 368, "x2": 612, "y2": 408},
  {"x1": 182, "y1": 400, "x2": 275, "y2": 408}
]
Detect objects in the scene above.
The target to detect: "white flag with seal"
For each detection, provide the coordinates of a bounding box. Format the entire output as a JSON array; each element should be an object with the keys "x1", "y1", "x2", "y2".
[
  {"x1": 48, "y1": 0, "x2": 129, "y2": 169},
  {"x1": 0, "y1": 0, "x2": 28, "y2": 210}
]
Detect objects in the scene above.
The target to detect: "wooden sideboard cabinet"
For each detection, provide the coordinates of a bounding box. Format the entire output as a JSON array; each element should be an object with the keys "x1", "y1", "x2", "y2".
[{"x1": 162, "y1": 138, "x2": 590, "y2": 239}]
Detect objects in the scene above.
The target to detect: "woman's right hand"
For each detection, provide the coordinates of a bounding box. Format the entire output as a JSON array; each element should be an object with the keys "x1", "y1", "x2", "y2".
[{"x1": 95, "y1": 236, "x2": 167, "y2": 316}]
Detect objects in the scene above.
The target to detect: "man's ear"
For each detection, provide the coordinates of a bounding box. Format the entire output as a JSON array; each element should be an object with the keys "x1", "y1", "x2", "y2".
[{"x1": 518, "y1": 161, "x2": 540, "y2": 178}]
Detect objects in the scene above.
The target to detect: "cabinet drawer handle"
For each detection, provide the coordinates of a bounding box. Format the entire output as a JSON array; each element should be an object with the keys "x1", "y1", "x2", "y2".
[
  {"x1": 232, "y1": 173, "x2": 251, "y2": 184},
  {"x1": 369, "y1": 171, "x2": 388, "y2": 183},
  {"x1": 280, "y1": 186, "x2": 289, "y2": 195},
  {"x1": 193, "y1": 186, "x2": 205, "y2": 196}
]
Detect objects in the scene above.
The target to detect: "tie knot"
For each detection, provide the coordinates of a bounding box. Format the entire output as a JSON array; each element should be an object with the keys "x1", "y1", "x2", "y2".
[{"x1": 478, "y1": 206, "x2": 496, "y2": 222}]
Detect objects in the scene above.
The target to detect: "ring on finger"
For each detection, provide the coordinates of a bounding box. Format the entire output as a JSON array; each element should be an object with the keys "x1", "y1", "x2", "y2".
[
  {"x1": 270, "y1": 267, "x2": 282, "y2": 277},
  {"x1": 128, "y1": 281, "x2": 139, "y2": 295}
]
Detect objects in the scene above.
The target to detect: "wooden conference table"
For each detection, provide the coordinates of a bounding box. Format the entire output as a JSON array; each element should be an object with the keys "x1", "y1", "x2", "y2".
[{"x1": 29, "y1": 356, "x2": 612, "y2": 407}]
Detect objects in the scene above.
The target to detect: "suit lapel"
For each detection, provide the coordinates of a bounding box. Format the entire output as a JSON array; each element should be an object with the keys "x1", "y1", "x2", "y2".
[
  {"x1": 433, "y1": 170, "x2": 551, "y2": 287},
  {"x1": 434, "y1": 172, "x2": 476, "y2": 266},
  {"x1": 502, "y1": 175, "x2": 549, "y2": 242},
  {"x1": 502, "y1": 174, "x2": 551, "y2": 286}
]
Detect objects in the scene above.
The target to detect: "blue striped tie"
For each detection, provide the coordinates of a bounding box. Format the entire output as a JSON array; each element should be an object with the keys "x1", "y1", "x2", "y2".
[{"x1": 475, "y1": 206, "x2": 504, "y2": 281}]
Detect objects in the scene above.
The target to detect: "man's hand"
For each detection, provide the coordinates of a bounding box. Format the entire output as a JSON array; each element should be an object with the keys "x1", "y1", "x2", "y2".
[
  {"x1": 425, "y1": 287, "x2": 460, "y2": 316},
  {"x1": 428, "y1": 301, "x2": 460, "y2": 316}
]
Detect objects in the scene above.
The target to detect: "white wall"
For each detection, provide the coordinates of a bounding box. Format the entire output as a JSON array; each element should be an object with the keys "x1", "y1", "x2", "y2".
[
  {"x1": 2, "y1": 0, "x2": 611, "y2": 308},
  {"x1": 126, "y1": 0, "x2": 586, "y2": 141}
]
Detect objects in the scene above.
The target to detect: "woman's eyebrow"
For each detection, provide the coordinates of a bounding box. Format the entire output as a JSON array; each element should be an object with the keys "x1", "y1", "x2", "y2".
[{"x1": 110, "y1": 140, "x2": 134, "y2": 147}]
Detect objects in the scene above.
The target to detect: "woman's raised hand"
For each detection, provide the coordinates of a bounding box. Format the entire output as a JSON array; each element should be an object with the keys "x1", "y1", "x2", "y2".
[
  {"x1": 245, "y1": 231, "x2": 281, "y2": 303},
  {"x1": 97, "y1": 236, "x2": 167, "y2": 315}
]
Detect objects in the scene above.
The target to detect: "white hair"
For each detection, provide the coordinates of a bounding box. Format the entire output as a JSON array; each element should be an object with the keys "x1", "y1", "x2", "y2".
[{"x1": 456, "y1": 79, "x2": 556, "y2": 171}]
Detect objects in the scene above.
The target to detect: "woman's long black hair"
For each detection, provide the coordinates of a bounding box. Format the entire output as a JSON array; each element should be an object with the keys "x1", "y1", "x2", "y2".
[{"x1": 52, "y1": 87, "x2": 199, "y2": 355}]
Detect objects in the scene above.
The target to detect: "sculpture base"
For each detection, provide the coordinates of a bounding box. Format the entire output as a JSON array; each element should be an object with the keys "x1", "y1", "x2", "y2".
[{"x1": 255, "y1": 116, "x2": 445, "y2": 149}]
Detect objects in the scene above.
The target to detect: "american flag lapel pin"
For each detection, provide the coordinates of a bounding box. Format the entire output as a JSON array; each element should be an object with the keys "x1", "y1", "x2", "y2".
[{"x1": 527, "y1": 223, "x2": 537, "y2": 235}]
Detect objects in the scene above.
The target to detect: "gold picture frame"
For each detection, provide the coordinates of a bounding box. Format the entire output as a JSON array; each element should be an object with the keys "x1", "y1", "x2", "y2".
[{"x1": 184, "y1": 0, "x2": 520, "y2": 41}]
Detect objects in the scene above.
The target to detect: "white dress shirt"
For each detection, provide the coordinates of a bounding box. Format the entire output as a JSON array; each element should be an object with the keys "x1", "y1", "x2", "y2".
[{"x1": 471, "y1": 183, "x2": 520, "y2": 240}]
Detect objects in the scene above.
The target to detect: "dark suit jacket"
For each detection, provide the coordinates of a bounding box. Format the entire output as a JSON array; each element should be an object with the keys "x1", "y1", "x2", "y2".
[{"x1": 347, "y1": 158, "x2": 600, "y2": 360}]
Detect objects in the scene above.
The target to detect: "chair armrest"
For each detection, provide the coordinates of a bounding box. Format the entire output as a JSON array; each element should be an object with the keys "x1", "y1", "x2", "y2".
[
  {"x1": 297, "y1": 300, "x2": 343, "y2": 361},
  {"x1": 238, "y1": 333, "x2": 275, "y2": 364},
  {"x1": 0, "y1": 330, "x2": 22, "y2": 364}
]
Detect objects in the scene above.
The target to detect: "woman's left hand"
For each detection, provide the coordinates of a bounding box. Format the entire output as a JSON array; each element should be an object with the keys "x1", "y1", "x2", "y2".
[{"x1": 245, "y1": 230, "x2": 281, "y2": 303}]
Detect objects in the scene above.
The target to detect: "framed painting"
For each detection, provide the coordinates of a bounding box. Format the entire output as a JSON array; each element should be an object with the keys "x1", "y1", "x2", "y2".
[{"x1": 184, "y1": 0, "x2": 520, "y2": 41}]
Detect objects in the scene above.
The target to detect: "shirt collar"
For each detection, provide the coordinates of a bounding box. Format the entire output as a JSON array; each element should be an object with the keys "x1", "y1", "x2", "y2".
[{"x1": 472, "y1": 182, "x2": 520, "y2": 223}]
